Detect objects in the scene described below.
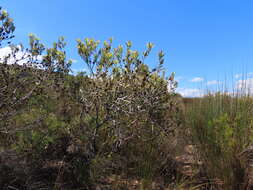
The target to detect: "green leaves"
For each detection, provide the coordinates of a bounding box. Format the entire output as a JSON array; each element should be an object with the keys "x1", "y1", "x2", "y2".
[
  {"x1": 187, "y1": 93, "x2": 253, "y2": 188},
  {"x1": 75, "y1": 37, "x2": 179, "y2": 166},
  {"x1": 28, "y1": 33, "x2": 45, "y2": 57},
  {"x1": 42, "y1": 36, "x2": 71, "y2": 73},
  {"x1": 158, "y1": 50, "x2": 165, "y2": 66},
  {"x1": 76, "y1": 37, "x2": 177, "y2": 92},
  {"x1": 146, "y1": 42, "x2": 154, "y2": 50},
  {"x1": 0, "y1": 7, "x2": 15, "y2": 46},
  {"x1": 126, "y1": 40, "x2": 132, "y2": 49},
  {"x1": 0, "y1": 6, "x2": 185, "y2": 189},
  {"x1": 143, "y1": 42, "x2": 154, "y2": 58}
]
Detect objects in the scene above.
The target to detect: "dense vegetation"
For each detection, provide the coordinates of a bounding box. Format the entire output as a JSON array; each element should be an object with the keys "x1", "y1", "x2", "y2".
[{"x1": 1, "y1": 7, "x2": 253, "y2": 190}]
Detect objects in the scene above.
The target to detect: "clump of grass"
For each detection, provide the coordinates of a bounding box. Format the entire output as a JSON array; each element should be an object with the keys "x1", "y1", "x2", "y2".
[{"x1": 186, "y1": 90, "x2": 253, "y2": 189}]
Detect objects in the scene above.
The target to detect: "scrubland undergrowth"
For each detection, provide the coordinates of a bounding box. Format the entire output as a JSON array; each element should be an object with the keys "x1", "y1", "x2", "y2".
[{"x1": 1, "y1": 7, "x2": 253, "y2": 190}]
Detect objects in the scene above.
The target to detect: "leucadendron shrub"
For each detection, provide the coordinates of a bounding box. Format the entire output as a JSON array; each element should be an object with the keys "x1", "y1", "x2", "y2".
[
  {"x1": 1, "y1": 35, "x2": 183, "y2": 189},
  {"x1": 1, "y1": 7, "x2": 184, "y2": 189},
  {"x1": 69, "y1": 38, "x2": 183, "y2": 188},
  {"x1": 186, "y1": 92, "x2": 253, "y2": 189}
]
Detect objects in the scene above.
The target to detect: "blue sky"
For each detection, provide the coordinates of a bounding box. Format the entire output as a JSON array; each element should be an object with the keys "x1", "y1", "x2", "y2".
[{"x1": 1, "y1": 0, "x2": 253, "y2": 96}]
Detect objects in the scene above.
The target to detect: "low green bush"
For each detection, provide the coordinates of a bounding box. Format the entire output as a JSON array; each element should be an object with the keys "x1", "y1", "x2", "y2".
[{"x1": 186, "y1": 92, "x2": 253, "y2": 189}]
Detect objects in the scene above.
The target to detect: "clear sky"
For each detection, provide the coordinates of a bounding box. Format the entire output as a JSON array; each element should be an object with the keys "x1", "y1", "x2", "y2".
[{"x1": 2, "y1": 0, "x2": 253, "y2": 96}]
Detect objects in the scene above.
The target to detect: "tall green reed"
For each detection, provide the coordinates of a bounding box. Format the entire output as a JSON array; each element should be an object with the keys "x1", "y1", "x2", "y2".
[{"x1": 186, "y1": 89, "x2": 253, "y2": 189}]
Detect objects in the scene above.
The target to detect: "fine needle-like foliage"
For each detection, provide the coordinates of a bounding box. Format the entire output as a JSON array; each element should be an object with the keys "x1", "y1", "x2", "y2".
[{"x1": 186, "y1": 92, "x2": 253, "y2": 189}]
